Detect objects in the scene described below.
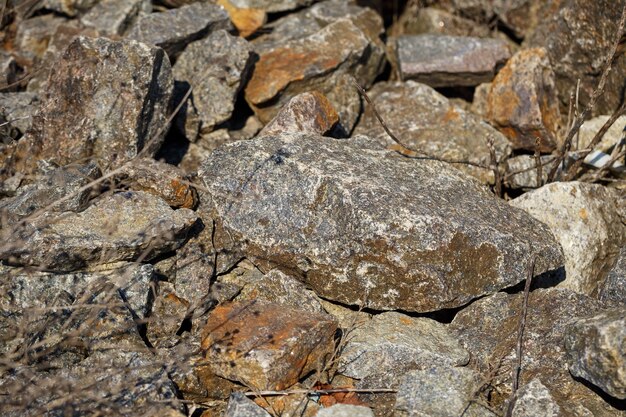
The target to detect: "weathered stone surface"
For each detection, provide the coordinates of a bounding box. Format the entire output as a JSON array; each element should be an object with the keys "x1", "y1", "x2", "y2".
[
  {"x1": 121, "y1": 157, "x2": 197, "y2": 209},
  {"x1": 228, "y1": 0, "x2": 316, "y2": 13},
  {"x1": 503, "y1": 155, "x2": 558, "y2": 190},
  {"x1": 316, "y1": 404, "x2": 374, "y2": 417},
  {"x1": 126, "y1": 2, "x2": 232, "y2": 58},
  {"x1": 2, "y1": 36, "x2": 173, "y2": 180},
  {"x1": 525, "y1": 0, "x2": 626, "y2": 116},
  {"x1": 147, "y1": 281, "x2": 188, "y2": 345},
  {"x1": 14, "y1": 14, "x2": 67, "y2": 65},
  {"x1": 486, "y1": 48, "x2": 561, "y2": 152},
  {"x1": 173, "y1": 30, "x2": 253, "y2": 133},
  {"x1": 452, "y1": 0, "x2": 543, "y2": 38},
  {"x1": 259, "y1": 91, "x2": 338, "y2": 137},
  {"x1": 394, "y1": 363, "x2": 496, "y2": 417},
  {"x1": 199, "y1": 132, "x2": 563, "y2": 312},
  {"x1": 216, "y1": 0, "x2": 266, "y2": 38},
  {"x1": 354, "y1": 81, "x2": 511, "y2": 184},
  {"x1": 1, "y1": 191, "x2": 198, "y2": 271},
  {"x1": 0, "y1": 161, "x2": 100, "y2": 225},
  {"x1": 564, "y1": 309, "x2": 626, "y2": 399},
  {"x1": 510, "y1": 182, "x2": 624, "y2": 296},
  {"x1": 246, "y1": 1, "x2": 385, "y2": 131},
  {"x1": 394, "y1": 34, "x2": 510, "y2": 87},
  {"x1": 577, "y1": 115, "x2": 626, "y2": 154},
  {"x1": 511, "y1": 378, "x2": 562, "y2": 417},
  {"x1": 81, "y1": 0, "x2": 151, "y2": 37},
  {"x1": 39, "y1": 0, "x2": 98, "y2": 16},
  {"x1": 225, "y1": 392, "x2": 271, "y2": 417},
  {"x1": 394, "y1": 7, "x2": 492, "y2": 38},
  {"x1": 201, "y1": 301, "x2": 337, "y2": 390},
  {"x1": 599, "y1": 246, "x2": 626, "y2": 306},
  {"x1": 451, "y1": 289, "x2": 620, "y2": 415},
  {"x1": 0, "y1": 92, "x2": 38, "y2": 136},
  {"x1": 338, "y1": 311, "x2": 469, "y2": 385}
]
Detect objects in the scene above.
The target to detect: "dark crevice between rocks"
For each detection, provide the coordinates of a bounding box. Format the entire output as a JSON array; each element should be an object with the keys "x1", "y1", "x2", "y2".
[
  {"x1": 501, "y1": 265, "x2": 566, "y2": 294},
  {"x1": 435, "y1": 85, "x2": 476, "y2": 103},
  {"x1": 570, "y1": 373, "x2": 626, "y2": 411}
]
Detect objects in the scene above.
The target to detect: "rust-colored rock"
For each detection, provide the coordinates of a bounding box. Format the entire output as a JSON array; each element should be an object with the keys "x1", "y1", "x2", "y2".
[
  {"x1": 201, "y1": 301, "x2": 337, "y2": 390},
  {"x1": 259, "y1": 91, "x2": 338, "y2": 137},
  {"x1": 487, "y1": 48, "x2": 561, "y2": 152},
  {"x1": 217, "y1": 0, "x2": 266, "y2": 38}
]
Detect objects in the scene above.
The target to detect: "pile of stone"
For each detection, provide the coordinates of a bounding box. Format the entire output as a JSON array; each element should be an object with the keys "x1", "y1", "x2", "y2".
[{"x1": 0, "y1": 1, "x2": 624, "y2": 416}]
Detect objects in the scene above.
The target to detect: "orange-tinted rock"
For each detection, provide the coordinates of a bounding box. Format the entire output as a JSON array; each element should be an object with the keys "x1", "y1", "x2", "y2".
[
  {"x1": 259, "y1": 91, "x2": 338, "y2": 137},
  {"x1": 216, "y1": 0, "x2": 266, "y2": 38},
  {"x1": 201, "y1": 301, "x2": 337, "y2": 390},
  {"x1": 487, "y1": 48, "x2": 561, "y2": 152}
]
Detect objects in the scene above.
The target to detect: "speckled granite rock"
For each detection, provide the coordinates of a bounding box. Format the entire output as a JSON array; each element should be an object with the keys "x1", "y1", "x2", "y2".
[
  {"x1": 199, "y1": 132, "x2": 563, "y2": 312},
  {"x1": 224, "y1": 392, "x2": 271, "y2": 417},
  {"x1": 2, "y1": 36, "x2": 173, "y2": 181},
  {"x1": 1, "y1": 191, "x2": 198, "y2": 271},
  {"x1": 510, "y1": 182, "x2": 624, "y2": 296},
  {"x1": 353, "y1": 81, "x2": 511, "y2": 184},
  {"x1": 126, "y1": 2, "x2": 232, "y2": 58},
  {"x1": 511, "y1": 378, "x2": 562, "y2": 417},
  {"x1": 599, "y1": 246, "x2": 626, "y2": 306},
  {"x1": 394, "y1": 34, "x2": 510, "y2": 87},
  {"x1": 564, "y1": 309, "x2": 626, "y2": 399}
]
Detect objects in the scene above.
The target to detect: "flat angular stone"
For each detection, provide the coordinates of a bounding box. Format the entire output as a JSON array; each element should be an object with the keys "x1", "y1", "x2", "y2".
[
  {"x1": 201, "y1": 301, "x2": 338, "y2": 390},
  {"x1": 259, "y1": 91, "x2": 338, "y2": 137},
  {"x1": 1, "y1": 191, "x2": 198, "y2": 271},
  {"x1": 599, "y1": 246, "x2": 626, "y2": 306},
  {"x1": 80, "y1": 0, "x2": 151, "y2": 37},
  {"x1": 354, "y1": 81, "x2": 511, "y2": 184},
  {"x1": 511, "y1": 379, "x2": 562, "y2": 417},
  {"x1": 225, "y1": 392, "x2": 271, "y2": 417},
  {"x1": 338, "y1": 312, "x2": 469, "y2": 384},
  {"x1": 228, "y1": 0, "x2": 316, "y2": 13},
  {"x1": 173, "y1": 30, "x2": 253, "y2": 132},
  {"x1": 487, "y1": 48, "x2": 561, "y2": 152},
  {"x1": 199, "y1": 132, "x2": 564, "y2": 312},
  {"x1": 525, "y1": 0, "x2": 626, "y2": 116},
  {"x1": 451, "y1": 288, "x2": 620, "y2": 416},
  {"x1": 216, "y1": 0, "x2": 266, "y2": 38},
  {"x1": 126, "y1": 2, "x2": 232, "y2": 58},
  {"x1": 395, "y1": 34, "x2": 510, "y2": 87},
  {"x1": 395, "y1": 363, "x2": 496, "y2": 417},
  {"x1": 2, "y1": 36, "x2": 173, "y2": 180},
  {"x1": 564, "y1": 309, "x2": 626, "y2": 399},
  {"x1": 510, "y1": 182, "x2": 624, "y2": 296},
  {"x1": 246, "y1": 1, "x2": 384, "y2": 131},
  {"x1": 120, "y1": 157, "x2": 197, "y2": 209}
]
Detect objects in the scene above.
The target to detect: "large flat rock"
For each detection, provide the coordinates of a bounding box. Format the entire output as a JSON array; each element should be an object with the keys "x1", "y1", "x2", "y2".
[{"x1": 199, "y1": 133, "x2": 564, "y2": 312}]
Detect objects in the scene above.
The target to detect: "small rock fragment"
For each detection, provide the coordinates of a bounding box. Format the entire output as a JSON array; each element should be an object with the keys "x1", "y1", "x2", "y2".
[
  {"x1": 511, "y1": 379, "x2": 561, "y2": 417},
  {"x1": 225, "y1": 392, "x2": 271, "y2": 417},
  {"x1": 503, "y1": 155, "x2": 558, "y2": 189},
  {"x1": 487, "y1": 48, "x2": 561, "y2": 152},
  {"x1": 259, "y1": 91, "x2": 338, "y2": 137},
  {"x1": 564, "y1": 309, "x2": 626, "y2": 399},
  {"x1": 126, "y1": 2, "x2": 232, "y2": 58},
  {"x1": 0, "y1": 92, "x2": 38, "y2": 136},
  {"x1": 216, "y1": 0, "x2": 266, "y2": 38},
  {"x1": 394, "y1": 34, "x2": 510, "y2": 87},
  {"x1": 201, "y1": 301, "x2": 337, "y2": 390}
]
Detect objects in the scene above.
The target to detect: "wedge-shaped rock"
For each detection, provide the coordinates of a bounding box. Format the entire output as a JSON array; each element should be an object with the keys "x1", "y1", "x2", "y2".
[
  {"x1": 201, "y1": 301, "x2": 337, "y2": 390},
  {"x1": 354, "y1": 81, "x2": 511, "y2": 184},
  {"x1": 199, "y1": 133, "x2": 564, "y2": 312},
  {"x1": 1, "y1": 191, "x2": 197, "y2": 271},
  {"x1": 3, "y1": 36, "x2": 173, "y2": 180}
]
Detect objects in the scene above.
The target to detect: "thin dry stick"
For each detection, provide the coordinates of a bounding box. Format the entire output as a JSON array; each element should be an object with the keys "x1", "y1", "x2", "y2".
[
  {"x1": 504, "y1": 257, "x2": 535, "y2": 417},
  {"x1": 244, "y1": 388, "x2": 397, "y2": 397},
  {"x1": 548, "y1": 4, "x2": 626, "y2": 182}
]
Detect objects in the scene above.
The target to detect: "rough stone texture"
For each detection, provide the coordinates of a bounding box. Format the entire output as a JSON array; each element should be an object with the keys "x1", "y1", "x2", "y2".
[
  {"x1": 0, "y1": 161, "x2": 100, "y2": 225},
  {"x1": 524, "y1": 0, "x2": 626, "y2": 116},
  {"x1": 452, "y1": 0, "x2": 544, "y2": 38},
  {"x1": 394, "y1": 34, "x2": 510, "y2": 87},
  {"x1": 0, "y1": 92, "x2": 39, "y2": 136},
  {"x1": 39, "y1": 0, "x2": 98, "y2": 16},
  {"x1": 451, "y1": 288, "x2": 620, "y2": 416},
  {"x1": 121, "y1": 157, "x2": 197, "y2": 209},
  {"x1": 259, "y1": 91, "x2": 338, "y2": 137},
  {"x1": 564, "y1": 309, "x2": 626, "y2": 399},
  {"x1": 599, "y1": 246, "x2": 626, "y2": 306},
  {"x1": 235, "y1": 268, "x2": 327, "y2": 314},
  {"x1": 199, "y1": 132, "x2": 564, "y2": 312},
  {"x1": 1, "y1": 191, "x2": 198, "y2": 271},
  {"x1": 216, "y1": 0, "x2": 266, "y2": 38},
  {"x1": 338, "y1": 311, "x2": 469, "y2": 385},
  {"x1": 246, "y1": 1, "x2": 385, "y2": 132},
  {"x1": 511, "y1": 379, "x2": 562, "y2": 417},
  {"x1": 14, "y1": 14, "x2": 67, "y2": 65},
  {"x1": 394, "y1": 363, "x2": 496, "y2": 417},
  {"x1": 173, "y1": 30, "x2": 253, "y2": 133},
  {"x1": 577, "y1": 115, "x2": 626, "y2": 153},
  {"x1": 510, "y1": 182, "x2": 624, "y2": 296},
  {"x1": 126, "y1": 2, "x2": 232, "y2": 58},
  {"x1": 228, "y1": 0, "x2": 317, "y2": 12},
  {"x1": 394, "y1": 7, "x2": 491, "y2": 38},
  {"x1": 316, "y1": 404, "x2": 374, "y2": 417},
  {"x1": 225, "y1": 392, "x2": 271, "y2": 417},
  {"x1": 2, "y1": 36, "x2": 173, "y2": 181},
  {"x1": 201, "y1": 301, "x2": 338, "y2": 390},
  {"x1": 354, "y1": 81, "x2": 511, "y2": 184},
  {"x1": 81, "y1": 0, "x2": 151, "y2": 37},
  {"x1": 486, "y1": 48, "x2": 561, "y2": 152},
  {"x1": 503, "y1": 155, "x2": 558, "y2": 190},
  {"x1": 147, "y1": 281, "x2": 189, "y2": 346}
]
